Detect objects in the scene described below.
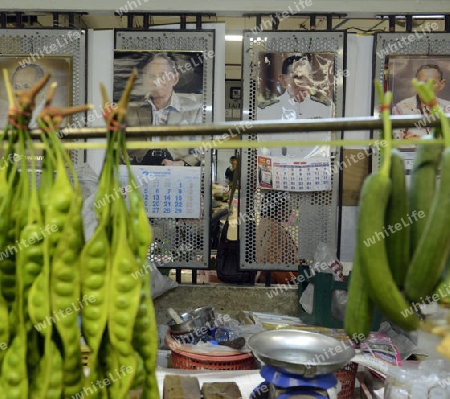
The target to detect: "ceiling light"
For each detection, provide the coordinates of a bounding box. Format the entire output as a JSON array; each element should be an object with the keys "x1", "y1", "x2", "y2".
[
  {"x1": 413, "y1": 15, "x2": 445, "y2": 19},
  {"x1": 225, "y1": 34, "x2": 243, "y2": 42}
]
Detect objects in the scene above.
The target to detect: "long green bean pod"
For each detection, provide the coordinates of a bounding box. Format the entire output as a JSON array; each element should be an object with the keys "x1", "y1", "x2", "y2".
[
  {"x1": 0, "y1": 335, "x2": 28, "y2": 398},
  {"x1": 80, "y1": 133, "x2": 115, "y2": 399},
  {"x1": 0, "y1": 158, "x2": 19, "y2": 311},
  {"x1": 80, "y1": 220, "x2": 110, "y2": 399},
  {"x1": 108, "y1": 197, "x2": 140, "y2": 399},
  {"x1": 131, "y1": 204, "x2": 159, "y2": 399},
  {"x1": 0, "y1": 283, "x2": 8, "y2": 366},
  {"x1": 51, "y1": 190, "x2": 84, "y2": 398},
  {"x1": 2, "y1": 127, "x2": 30, "y2": 399},
  {"x1": 30, "y1": 339, "x2": 63, "y2": 399},
  {"x1": 0, "y1": 135, "x2": 21, "y2": 313}
]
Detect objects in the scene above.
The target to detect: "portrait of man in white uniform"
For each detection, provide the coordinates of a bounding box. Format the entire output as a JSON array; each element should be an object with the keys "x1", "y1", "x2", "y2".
[{"x1": 257, "y1": 53, "x2": 334, "y2": 159}]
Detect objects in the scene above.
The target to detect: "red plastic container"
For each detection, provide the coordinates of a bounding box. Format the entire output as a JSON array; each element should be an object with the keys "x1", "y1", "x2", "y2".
[{"x1": 171, "y1": 347, "x2": 255, "y2": 371}]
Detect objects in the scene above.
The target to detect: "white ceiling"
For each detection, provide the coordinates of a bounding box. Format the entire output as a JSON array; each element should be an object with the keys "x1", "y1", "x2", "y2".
[{"x1": 4, "y1": 0, "x2": 450, "y2": 17}]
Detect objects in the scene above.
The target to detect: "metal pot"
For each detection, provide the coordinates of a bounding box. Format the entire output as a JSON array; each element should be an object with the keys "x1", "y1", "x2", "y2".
[
  {"x1": 168, "y1": 307, "x2": 215, "y2": 335},
  {"x1": 192, "y1": 307, "x2": 215, "y2": 328}
]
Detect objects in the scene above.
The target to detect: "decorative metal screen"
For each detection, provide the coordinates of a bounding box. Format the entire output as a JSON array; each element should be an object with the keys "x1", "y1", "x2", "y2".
[
  {"x1": 372, "y1": 33, "x2": 450, "y2": 173},
  {"x1": 240, "y1": 31, "x2": 345, "y2": 270},
  {"x1": 115, "y1": 29, "x2": 215, "y2": 269},
  {"x1": 0, "y1": 28, "x2": 86, "y2": 165}
]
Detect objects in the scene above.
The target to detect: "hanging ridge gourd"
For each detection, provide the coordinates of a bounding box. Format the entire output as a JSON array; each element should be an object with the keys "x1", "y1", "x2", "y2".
[
  {"x1": 345, "y1": 83, "x2": 420, "y2": 342},
  {"x1": 404, "y1": 79, "x2": 450, "y2": 303}
]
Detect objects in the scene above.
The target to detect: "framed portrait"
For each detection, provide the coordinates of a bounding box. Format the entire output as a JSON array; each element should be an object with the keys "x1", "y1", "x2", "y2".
[
  {"x1": 240, "y1": 31, "x2": 345, "y2": 269},
  {"x1": 113, "y1": 30, "x2": 215, "y2": 269},
  {"x1": 257, "y1": 52, "x2": 335, "y2": 109},
  {"x1": 0, "y1": 55, "x2": 72, "y2": 169},
  {"x1": 255, "y1": 51, "x2": 335, "y2": 159},
  {"x1": 114, "y1": 50, "x2": 206, "y2": 167},
  {"x1": 386, "y1": 55, "x2": 450, "y2": 143},
  {"x1": 0, "y1": 55, "x2": 73, "y2": 129}
]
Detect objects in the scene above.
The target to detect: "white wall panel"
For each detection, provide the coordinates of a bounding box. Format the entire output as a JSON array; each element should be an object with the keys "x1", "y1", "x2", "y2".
[
  {"x1": 344, "y1": 34, "x2": 374, "y2": 147},
  {"x1": 86, "y1": 29, "x2": 114, "y2": 175}
]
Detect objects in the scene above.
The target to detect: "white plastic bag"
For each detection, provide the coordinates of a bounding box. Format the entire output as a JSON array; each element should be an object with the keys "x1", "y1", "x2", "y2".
[
  {"x1": 74, "y1": 163, "x2": 99, "y2": 199},
  {"x1": 77, "y1": 164, "x2": 100, "y2": 242},
  {"x1": 150, "y1": 265, "x2": 178, "y2": 299},
  {"x1": 299, "y1": 242, "x2": 347, "y2": 320}
]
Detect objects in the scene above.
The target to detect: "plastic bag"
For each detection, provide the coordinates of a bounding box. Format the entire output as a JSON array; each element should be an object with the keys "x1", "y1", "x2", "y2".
[
  {"x1": 314, "y1": 242, "x2": 345, "y2": 282},
  {"x1": 299, "y1": 242, "x2": 347, "y2": 320},
  {"x1": 77, "y1": 163, "x2": 100, "y2": 242},
  {"x1": 82, "y1": 192, "x2": 98, "y2": 243},
  {"x1": 74, "y1": 163, "x2": 100, "y2": 199},
  {"x1": 150, "y1": 264, "x2": 178, "y2": 299}
]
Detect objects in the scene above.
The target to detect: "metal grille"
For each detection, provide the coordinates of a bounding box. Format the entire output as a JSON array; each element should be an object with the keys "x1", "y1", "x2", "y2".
[
  {"x1": 240, "y1": 31, "x2": 345, "y2": 270},
  {"x1": 0, "y1": 28, "x2": 86, "y2": 166},
  {"x1": 372, "y1": 33, "x2": 450, "y2": 172},
  {"x1": 115, "y1": 29, "x2": 215, "y2": 269}
]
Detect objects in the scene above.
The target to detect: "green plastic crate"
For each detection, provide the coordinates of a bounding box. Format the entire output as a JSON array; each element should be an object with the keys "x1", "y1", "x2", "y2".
[{"x1": 297, "y1": 265, "x2": 381, "y2": 330}]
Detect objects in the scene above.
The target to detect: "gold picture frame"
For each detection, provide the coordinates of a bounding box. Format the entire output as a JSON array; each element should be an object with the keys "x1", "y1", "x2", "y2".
[{"x1": 0, "y1": 54, "x2": 73, "y2": 168}]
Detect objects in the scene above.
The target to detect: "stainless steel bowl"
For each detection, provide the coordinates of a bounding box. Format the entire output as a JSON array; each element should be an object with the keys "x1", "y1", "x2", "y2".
[
  {"x1": 167, "y1": 312, "x2": 197, "y2": 335},
  {"x1": 168, "y1": 307, "x2": 215, "y2": 335},
  {"x1": 192, "y1": 307, "x2": 215, "y2": 327},
  {"x1": 248, "y1": 329, "x2": 355, "y2": 377}
]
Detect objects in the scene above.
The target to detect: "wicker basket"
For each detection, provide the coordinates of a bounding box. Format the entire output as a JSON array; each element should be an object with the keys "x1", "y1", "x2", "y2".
[
  {"x1": 171, "y1": 347, "x2": 255, "y2": 371},
  {"x1": 335, "y1": 362, "x2": 358, "y2": 399}
]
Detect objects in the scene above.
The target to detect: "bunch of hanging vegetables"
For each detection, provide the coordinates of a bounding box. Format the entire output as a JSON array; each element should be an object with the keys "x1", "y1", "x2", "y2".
[
  {"x1": 345, "y1": 79, "x2": 450, "y2": 358},
  {"x1": 0, "y1": 68, "x2": 159, "y2": 398}
]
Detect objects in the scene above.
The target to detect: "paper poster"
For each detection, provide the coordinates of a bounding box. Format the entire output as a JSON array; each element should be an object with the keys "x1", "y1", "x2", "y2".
[
  {"x1": 257, "y1": 155, "x2": 331, "y2": 192},
  {"x1": 118, "y1": 165, "x2": 201, "y2": 218}
]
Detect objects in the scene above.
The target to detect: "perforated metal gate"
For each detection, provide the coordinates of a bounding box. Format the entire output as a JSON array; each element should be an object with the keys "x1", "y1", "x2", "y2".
[
  {"x1": 115, "y1": 30, "x2": 215, "y2": 269},
  {"x1": 240, "y1": 31, "x2": 345, "y2": 270},
  {"x1": 372, "y1": 33, "x2": 450, "y2": 173},
  {"x1": 0, "y1": 28, "x2": 86, "y2": 166}
]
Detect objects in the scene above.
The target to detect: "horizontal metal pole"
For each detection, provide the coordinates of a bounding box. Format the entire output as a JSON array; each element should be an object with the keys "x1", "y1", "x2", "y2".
[
  {"x1": 26, "y1": 114, "x2": 447, "y2": 140},
  {"x1": 17, "y1": 137, "x2": 441, "y2": 150}
]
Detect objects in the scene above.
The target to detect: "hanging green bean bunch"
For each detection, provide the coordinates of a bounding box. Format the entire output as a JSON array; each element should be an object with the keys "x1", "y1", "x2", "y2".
[
  {"x1": 78, "y1": 71, "x2": 159, "y2": 399},
  {"x1": 0, "y1": 69, "x2": 92, "y2": 398},
  {"x1": 79, "y1": 103, "x2": 116, "y2": 399},
  {"x1": 0, "y1": 71, "x2": 39, "y2": 399},
  {"x1": 0, "y1": 65, "x2": 160, "y2": 398},
  {"x1": 38, "y1": 99, "x2": 90, "y2": 399},
  {"x1": 117, "y1": 103, "x2": 159, "y2": 399},
  {"x1": 110, "y1": 72, "x2": 159, "y2": 399}
]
